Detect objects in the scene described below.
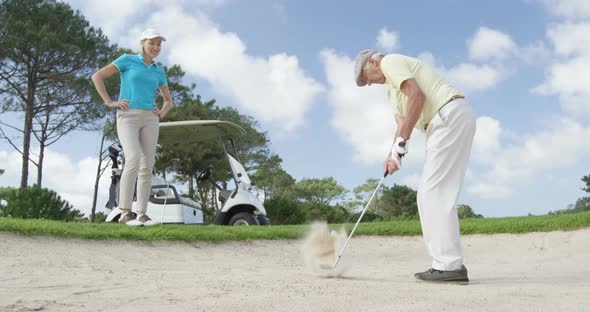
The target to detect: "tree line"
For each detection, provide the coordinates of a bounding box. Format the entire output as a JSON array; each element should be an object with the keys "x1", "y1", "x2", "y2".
[{"x1": 547, "y1": 174, "x2": 590, "y2": 215}]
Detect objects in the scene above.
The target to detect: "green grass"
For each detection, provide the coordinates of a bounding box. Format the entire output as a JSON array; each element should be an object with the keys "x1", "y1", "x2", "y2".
[{"x1": 1, "y1": 211, "x2": 590, "y2": 242}]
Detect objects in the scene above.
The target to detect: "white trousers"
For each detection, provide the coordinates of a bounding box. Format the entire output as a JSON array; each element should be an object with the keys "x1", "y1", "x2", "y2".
[
  {"x1": 417, "y1": 98, "x2": 476, "y2": 271},
  {"x1": 116, "y1": 109, "x2": 159, "y2": 212}
]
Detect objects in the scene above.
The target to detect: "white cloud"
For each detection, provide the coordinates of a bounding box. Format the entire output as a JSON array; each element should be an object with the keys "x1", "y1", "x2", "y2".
[
  {"x1": 465, "y1": 26, "x2": 547, "y2": 66},
  {"x1": 468, "y1": 4, "x2": 590, "y2": 202},
  {"x1": 534, "y1": 56, "x2": 590, "y2": 95},
  {"x1": 472, "y1": 116, "x2": 502, "y2": 164},
  {"x1": 433, "y1": 26, "x2": 549, "y2": 93},
  {"x1": 519, "y1": 40, "x2": 552, "y2": 64},
  {"x1": 0, "y1": 150, "x2": 21, "y2": 181},
  {"x1": 468, "y1": 182, "x2": 512, "y2": 199},
  {"x1": 419, "y1": 52, "x2": 501, "y2": 92},
  {"x1": 468, "y1": 27, "x2": 518, "y2": 61},
  {"x1": 67, "y1": 0, "x2": 153, "y2": 41},
  {"x1": 468, "y1": 118, "x2": 590, "y2": 199},
  {"x1": 559, "y1": 93, "x2": 590, "y2": 117},
  {"x1": 0, "y1": 149, "x2": 112, "y2": 217},
  {"x1": 542, "y1": 0, "x2": 590, "y2": 20},
  {"x1": 148, "y1": 7, "x2": 324, "y2": 132},
  {"x1": 68, "y1": 1, "x2": 324, "y2": 133},
  {"x1": 445, "y1": 63, "x2": 500, "y2": 92},
  {"x1": 533, "y1": 22, "x2": 590, "y2": 119},
  {"x1": 66, "y1": 0, "x2": 225, "y2": 42},
  {"x1": 546, "y1": 22, "x2": 590, "y2": 57},
  {"x1": 376, "y1": 28, "x2": 399, "y2": 52},
  {"x1": 432, "y1": 26, "x2": 538, "y2": 93}
]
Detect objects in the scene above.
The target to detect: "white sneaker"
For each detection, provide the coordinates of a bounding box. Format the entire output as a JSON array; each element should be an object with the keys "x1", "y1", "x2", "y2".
[
  {"x1": 143, "y1": 220, "x2": 159, "y2": 226},
  {"x1": 138, "y1": 214, "x2": 159, "y2": 226},
  {"x1": 119, "y1": 211, "x2": 137, "y2": 224},
  {"x1": 126, "y1": 219, "x2": 144, "y2": 227}
]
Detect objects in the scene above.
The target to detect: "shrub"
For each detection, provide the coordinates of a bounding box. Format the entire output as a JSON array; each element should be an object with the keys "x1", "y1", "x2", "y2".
[
  {"x1": 574, "y1": 197, "x2": 590, "y2": 212},
  {"x1": 457, "y1": 204, "x2": 484, "y2": 219},
  {"x1": 302, "y1": 202, "x2": 350, "y2": 224},
  {"x1": 0, "y1": 186, "x2": 17, "y2": 206},
  {"x1": 348, "y1": 210, "x2": 384, "y2": 223},
  {"x1": 0, "y1": 186, "x2": 83, "y2": 221},
  {"x1": 264, "y1": 196, "x2": 306, "y2": 225},
  {"x1": 379, "y1": 184, "x2": 418, "y2": 221},
  {"x1": 93, "y1": 212, "x2": 108, "y2": 223}
]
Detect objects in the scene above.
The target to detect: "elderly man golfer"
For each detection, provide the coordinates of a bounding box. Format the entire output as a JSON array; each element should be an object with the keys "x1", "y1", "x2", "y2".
[{"x1": 354, "y1": 49, "x2": 476, "y2": 283}]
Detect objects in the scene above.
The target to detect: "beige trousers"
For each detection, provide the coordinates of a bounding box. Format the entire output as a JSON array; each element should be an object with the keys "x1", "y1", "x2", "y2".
[
  {"x1": 418, "y1": 98, "x2": 476, "y2": 271},
  {"x1": 116, "y1": 109, "x2": 159, "y2": 213}
]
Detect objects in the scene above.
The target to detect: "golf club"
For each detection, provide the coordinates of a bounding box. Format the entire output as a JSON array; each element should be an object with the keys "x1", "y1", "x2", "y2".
[
  {"x1": 322, "y1": 171, "x2": 388, "y2": 270},
  {"x1": 160, "y1": 183, "x2": 170, "y2": 225}
]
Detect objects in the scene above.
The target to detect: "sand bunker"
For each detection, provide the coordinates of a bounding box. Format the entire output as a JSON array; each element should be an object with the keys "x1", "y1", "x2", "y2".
[{"x1": 1, "y1": 228, "x2": 589, "y2": 311}]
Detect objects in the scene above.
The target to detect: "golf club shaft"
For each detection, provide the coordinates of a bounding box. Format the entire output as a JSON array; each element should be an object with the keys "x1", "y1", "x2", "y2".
[
  {"x1": 332, "y1": 172, "x2": 387, "y2": 268},
  {"x1": 160, "y1": 183, "x2": 170, "y2": 225}
]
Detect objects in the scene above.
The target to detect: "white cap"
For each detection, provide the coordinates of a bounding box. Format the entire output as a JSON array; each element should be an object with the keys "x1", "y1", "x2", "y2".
[{"x1": 140, "y1": 28, "x2": 166, "y2": 41}]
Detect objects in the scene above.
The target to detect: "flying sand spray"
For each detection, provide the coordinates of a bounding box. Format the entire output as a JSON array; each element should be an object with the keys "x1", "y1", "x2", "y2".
[
  {"x1": 302, "y1": 172, "x2": 388, "y2": 277},
  {"x1": 302, "y1": 139, "x2": 405, "y2": 277}
]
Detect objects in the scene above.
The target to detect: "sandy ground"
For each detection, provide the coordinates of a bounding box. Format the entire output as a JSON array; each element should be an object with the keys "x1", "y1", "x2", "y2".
[{"x1": 1, "y1": 228, "x2": 590, "y2": 312}]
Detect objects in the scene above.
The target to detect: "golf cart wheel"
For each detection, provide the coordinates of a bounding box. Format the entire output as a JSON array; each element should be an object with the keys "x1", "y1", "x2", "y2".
[
  {"x1": 257, "y1": 215, "x2": 270, "y2": 226},
  {"x1": 228, "y1": 212, "x2": 260, "y2": 226}
]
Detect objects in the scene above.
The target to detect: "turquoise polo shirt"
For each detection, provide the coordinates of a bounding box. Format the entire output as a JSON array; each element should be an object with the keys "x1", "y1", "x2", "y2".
[{"x1": 112, "y1": 53, "x2": 168, "y2": 110}]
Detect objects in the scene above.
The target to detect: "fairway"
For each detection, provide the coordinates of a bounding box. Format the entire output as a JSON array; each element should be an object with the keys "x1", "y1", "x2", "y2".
[
  {"x1": 2, "y1": 212, "x2": 590, "y2": 241},
  {"x1": 1, "y1": 228, "x2": 589, "y2": 312}
]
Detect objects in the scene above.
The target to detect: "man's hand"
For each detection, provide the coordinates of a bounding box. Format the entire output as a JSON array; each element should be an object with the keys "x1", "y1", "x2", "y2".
[{"x1": 383, "y1": 152, "x2": 402, "y2": 175}]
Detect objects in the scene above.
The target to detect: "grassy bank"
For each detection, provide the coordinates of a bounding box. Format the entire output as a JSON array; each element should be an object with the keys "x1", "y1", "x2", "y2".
[{"x1": 1, "y1": 211, "x2": 589, "y2": 242}]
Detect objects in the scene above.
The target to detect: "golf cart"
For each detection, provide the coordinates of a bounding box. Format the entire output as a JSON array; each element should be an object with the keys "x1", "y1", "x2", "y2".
[{"x1": 104, "y1": 120, "x2": 269, "y2": 226}]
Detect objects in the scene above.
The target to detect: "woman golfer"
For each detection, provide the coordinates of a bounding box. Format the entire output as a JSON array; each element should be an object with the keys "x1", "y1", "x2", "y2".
[{"x1": 92, "y1": 28, "x2": 173, "y2": 226}]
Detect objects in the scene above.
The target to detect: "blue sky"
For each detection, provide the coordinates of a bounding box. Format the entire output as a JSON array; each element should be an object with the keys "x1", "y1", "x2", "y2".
[{"x1": 2, "y1": 0, "x2": 590, "y2": 218}]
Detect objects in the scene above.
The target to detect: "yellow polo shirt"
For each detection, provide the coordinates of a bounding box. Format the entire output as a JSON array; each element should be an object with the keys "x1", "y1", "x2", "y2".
[{"x1": 380, "y1": 54, "x2": 464, "y2": 132}]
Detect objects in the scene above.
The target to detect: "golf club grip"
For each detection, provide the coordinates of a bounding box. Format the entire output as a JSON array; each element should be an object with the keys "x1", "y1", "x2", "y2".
[{"x1": 383, "y1": 171, "x2": 388, "y2": 178}]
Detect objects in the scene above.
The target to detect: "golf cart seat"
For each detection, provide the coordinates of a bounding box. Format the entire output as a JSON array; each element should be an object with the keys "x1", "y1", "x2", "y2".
[
  {"x1": 218, "y1": 189, "x2": 233, "y2": 203},
  {"x1": 178, "y1": 196, "x2": 200, "y2": 209},
  {"x1": 149, "y1": 175, "x2": 198, "y2": 206}
]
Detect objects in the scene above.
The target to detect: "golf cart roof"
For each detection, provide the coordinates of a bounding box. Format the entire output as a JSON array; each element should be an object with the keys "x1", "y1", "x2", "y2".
[{"x1": 158, "y1": 120, "x2": 246, "y2": 146}]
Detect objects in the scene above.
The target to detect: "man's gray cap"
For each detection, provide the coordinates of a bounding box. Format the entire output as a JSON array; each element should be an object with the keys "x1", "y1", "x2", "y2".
[{"x1": 354, "y1": 49, "x2": 378, "y2": 86}]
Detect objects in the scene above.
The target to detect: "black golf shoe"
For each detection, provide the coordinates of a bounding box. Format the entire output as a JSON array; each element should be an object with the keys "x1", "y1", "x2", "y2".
[{"x1": 414, "y1": 265, "x2": 469, "y2": 284}]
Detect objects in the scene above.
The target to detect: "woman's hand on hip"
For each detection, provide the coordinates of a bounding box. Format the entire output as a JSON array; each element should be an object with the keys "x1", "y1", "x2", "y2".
[
  {"x1": 152, "y1": 106, "x2": 164, "y2": 118},
  {"x1": 107, "y1": 99, "x2": 130, "y2": 111}
]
